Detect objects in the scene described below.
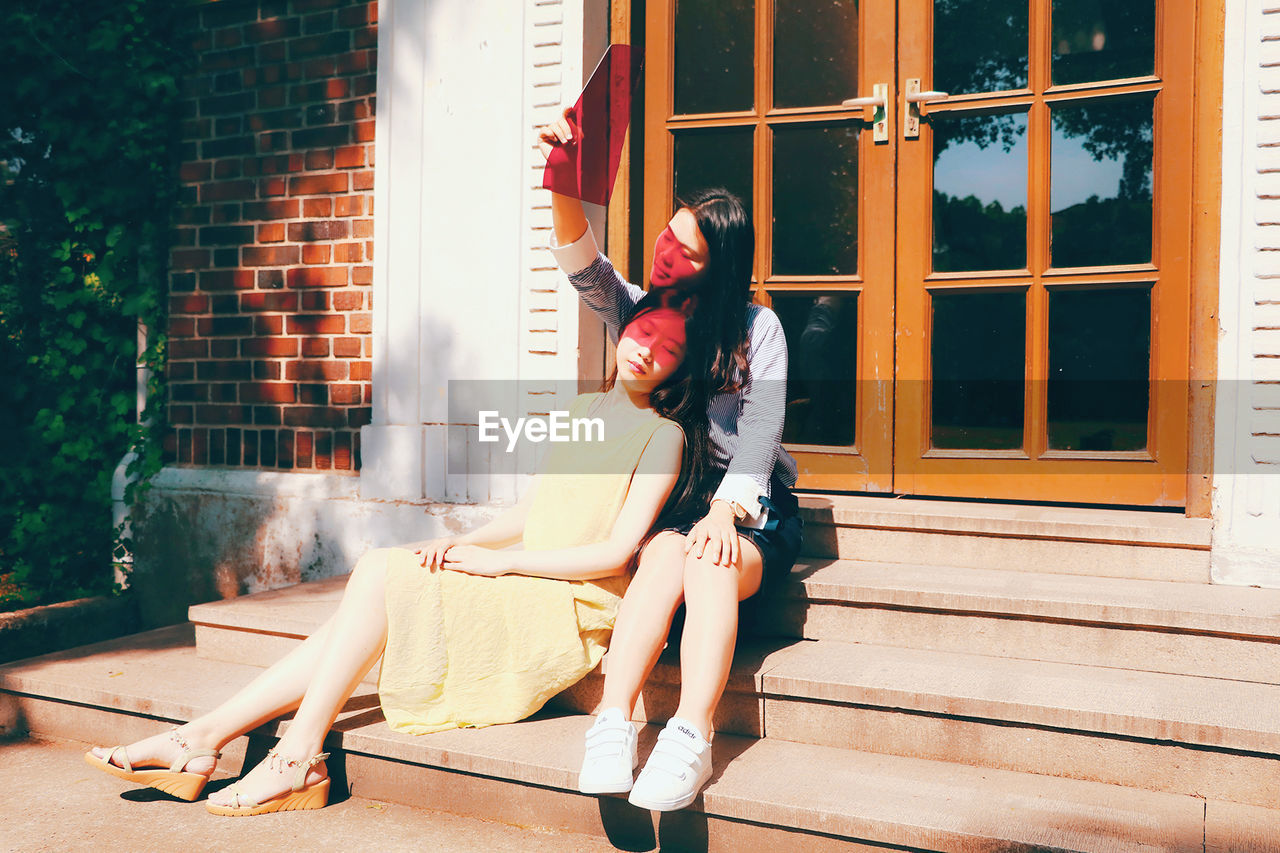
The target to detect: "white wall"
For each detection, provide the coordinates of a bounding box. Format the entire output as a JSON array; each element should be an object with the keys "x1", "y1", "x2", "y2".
[{"x1": 1212, "y1": 0, "x2": 1280, "y2": 585}]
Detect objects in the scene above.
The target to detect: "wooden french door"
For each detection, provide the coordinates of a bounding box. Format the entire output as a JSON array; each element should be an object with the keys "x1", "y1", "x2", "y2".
[{"x1": 643, "y1": 0, "x2": 1194, "y2": 505}]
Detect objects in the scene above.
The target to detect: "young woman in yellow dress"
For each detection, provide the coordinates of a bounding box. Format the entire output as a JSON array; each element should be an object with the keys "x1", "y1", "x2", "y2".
[{"x1": 85, "y1": 291, "x2": 711, "y2": 816}]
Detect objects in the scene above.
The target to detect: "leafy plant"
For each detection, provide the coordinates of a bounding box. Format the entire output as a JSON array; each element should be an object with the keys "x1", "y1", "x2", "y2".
[{"x1": 0, "y1": 0, "x2": 185, "y2": 610}]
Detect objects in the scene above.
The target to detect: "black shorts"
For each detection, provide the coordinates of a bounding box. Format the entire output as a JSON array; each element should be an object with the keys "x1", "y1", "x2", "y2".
[{"x1": 659, "y1": 474, "x2": 804, "y2": 595}]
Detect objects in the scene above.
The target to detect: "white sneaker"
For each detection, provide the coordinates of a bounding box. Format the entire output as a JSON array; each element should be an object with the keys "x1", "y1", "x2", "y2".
[
  {"x1": 578, "y1": 708, "x2": 638, "y2": 794},
  {"x1": 627, "y1": 717, "x2": 712, "y2": 811}
]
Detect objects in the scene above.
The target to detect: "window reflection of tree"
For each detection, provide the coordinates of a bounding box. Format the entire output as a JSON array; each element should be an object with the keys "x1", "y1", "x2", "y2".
[{"x1": 929, "y1": 1, "x2": 1156, "y2": 272}]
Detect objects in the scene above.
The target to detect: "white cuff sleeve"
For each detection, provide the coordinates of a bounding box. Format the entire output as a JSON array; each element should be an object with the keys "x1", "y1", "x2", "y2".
[
  {"x1": 711, "y1": 474, "x2": 768, "y2": 531},
  {"x1": 548, "y1": 223, "x2": 602, "y2": 275}
]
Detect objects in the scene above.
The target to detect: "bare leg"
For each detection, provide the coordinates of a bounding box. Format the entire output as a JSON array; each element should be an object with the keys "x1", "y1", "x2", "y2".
[
  {"x1": 597, "y1": 532, "x2": 688, "y2": 718},
  {"x1": 671, "y1": 538, "x2": 764, "y2": 738},
  {"x1": 207, "y1": 547, "x2": 394, "y2": 805},
  {"x1": 92, "y1": 549, "x2": 395, "y2": 793}
]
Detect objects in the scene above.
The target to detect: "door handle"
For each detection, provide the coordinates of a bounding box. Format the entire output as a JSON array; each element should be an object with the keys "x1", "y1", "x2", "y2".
[
  {"x1": 904, "y1": 78, "x2": 950, "y2": 138},
  {"x1": 842, "y1": 83, "x2": 889, "y2": 142}
]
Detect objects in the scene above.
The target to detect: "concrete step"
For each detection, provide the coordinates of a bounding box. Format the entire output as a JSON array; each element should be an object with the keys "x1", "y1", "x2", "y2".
[
  {"x1": 188, "y1": 578, "x2": 1280, "y2": 807},
  {"x1": 763, "y1": 557, "x2": 1280, "y2": 681},
  {"x1": 798, "y1": 494, "x2": 1213, "y2": 581},
  {"x1": 4, "y1": 627, "x2": 1276, "y2": 852}
]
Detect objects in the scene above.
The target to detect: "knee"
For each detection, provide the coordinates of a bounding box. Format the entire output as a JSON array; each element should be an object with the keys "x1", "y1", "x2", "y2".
[
  {"x1": 351, "y1": 547, "x2": 393, "y2": 581},
  {"x1": 682, "y1": 549, "x2": 738, "y2": 582}
]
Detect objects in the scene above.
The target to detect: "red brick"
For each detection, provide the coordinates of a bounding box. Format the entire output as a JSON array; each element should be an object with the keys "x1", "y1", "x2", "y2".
[
  {"x1": 336, "y1": 50, "x2": 370, "y2": 75},
  {"x1": 279, "y1": 428, "x2": 296, "y2": 468},
  {"x1": 333, "y1": 292, "x2": 363, "y2": 311},
  {"x1": 302, "y1": 244, "x2": 331, "y2": 264},
  {"x1": 178, "y1": 205, "x2": 212, "y2": 226},
  {"x1": 352, "y1": 219, "x2": 373, "y2": 238},
  {"x1": 289, "y1": 173, "x2": 347, "y2": 195},
  {"x1": 287, "y1": 267, "x2": 348, "y2": 288},
  {"x1": 349, "y1": 407, "x2": 371, "y2": 429},
  {"x1": 215, "y1": 27, "x2": 243, "y2": 49},
  {"x1": 199, "y1": 180, "x2": 256, "y2": 203},
  {"x1": 293, "y1": 125, "x2": 350, "y2": 148},
  {"x1": 181, "y1": 162, "x2": 212, "y2": 183},
  {"x1": 259, "y1": 131, "x2": 290, "y2": 152},
  {"x1": 261, "y1": 177, "x2": 287, "y2": 197},
  {"x1": 289, "y1": 32, "x2": 349, "y2": 61},
  {"x1": 302, "y1": 198, "x2": 333, "y2": 217},
  {"x1": 212, "y1": 247, "x2": 240, "y2": 268},
  {"x1": 364, "y1": 240, "x2": 373, "y2": 261},
  {"x1": 252, "y1": 360, "x2": 280, "y2": 380},
  {"x1": 353, "y1": 26, "x2": 377, "y2": 50},
  {"x1": 301, "y1": 291, "x2": 329, "y2": 311},
  {"x1": 213, "y1": 158, "x2": 242, "y2": 179},
  {"x1": 352, "y1": 266, "x2": 372, "y2": 285},
  {"x1": 209, "y1": 384, "x2": 238, "y2": 403},
  {"x1": 200, "y1": 92, "x2": 256, "y2": 115},
  {"x1": 338, "y1": 101, "x2": 371, "y2": 122},
  {"x1": 255, "y1": 315, "x2": 283, "y2": 335},
  {"x1": 193, "y1": 428, "x2": 209, "y2": 465},
  {"x1": 287, "y1": 314, "x2": 345, "y2": 335},
  {"x1": 258, "y1": 223, "x2": 286, "y2": 243},
  {"x1": 197, "y1": 316, "x2": 254, "y2": 337},
  {"x1": 352, "y1": 74, "x2": 376, "y2": 97},
  {"x1": 210, "y1": 203, "x2": 242, "y2": 223},
  {"x1": 242, "y1": 337, "x2": 299, "y2": 357},
  {"x1": 210, "y1": 339, "x2": 238, "y2": 358},
  {"x1": 196, "y1": 405, "x2": 251, "y2": 425},
  {"x1": 293, "y1": 430, "x2": 312, "y2": 468},
  {"x1": 169, "y1": 318, "x2": 196, "y2": 338},
  {"x1": 334, "y1": 337, "x2": 362, "y2": 357},
  {"x1": 203, "y1": 136, "x2": 256, "y2": 159},
  {"x1": 171, "y1": 382, "x2": 207, "y2": 402},
  {"x1": 240, "y1": 291, "x2": 297, "y2": 312},
  {"x1": 326, "y1": 78, "x2": 351, "y2": 99},
  {"x1": 169, "y1": 362, "x2": 196, "y2": 381},
  {"x1": 354, "y1": 120, "x2": 375, "y2": 143},
  {"x1": 289, "y1": 220, "x2": 349, "y2": 241},
  {"x1": 338, "y1": 4, "x2": 371, "y2": 27},
  {"x1": 210, "y1": 294, "x2": 238, "y2": 313},
  {"x1": 172, "y1": 249, "x2": 211, "y2": 271},
  {"x1": 286, "y1": 360, "x2": 348, "y2": 381},
  {"x1": 334, "y1": 196, "x2": 362, "y2": 217},
  {"x1": 303, "y1": 10, "x2": 333, "y2": 34},
  {"x1": 260, "y1": 41, "x2": 287, "y2": 63},
  {"x1": 302, "y1": 338, "x2": 330, "y2": 357},
  {"x1": 297, "y1": 383, "x2": 327, "y2": 404},
  {"x1": 330, "y1": 384, "x2": 362, "y2": 405},
  {"x1": 284, "y1": 406, "x2": 349, "y2": 427},
  {"x1": 352, "y1": 170, "x2": 374, "y2": 191},
  {"x1": 348, "y1": 313, "x2": 372, "y2": 334},
  {"x1": 199, "y1": 270, "x2": 255, "y2": 291},
  {"x1": 197, "y1": 361, "x2": 251, "y2": 381},
  {"x1": 170, "y1": 294, "x2": 210, "y2": 314},
  {"x1": 334, "y1": 432, "x2": 352, "y2": 469},
  {"x1": 258, "y1": 86, "x2": 288, "y2": 109},
  {"x1": 243, "y1": 245, "x2": 301, "y2": 266},
  {"x1": 259, "y1": 428, "x2": 278, "y2": 464},
  {"x1": 245, "y1": 18, "x2": 300, "y2": 42},
  {"x1": 333, "y1": 243, "x2": 362, "y2": 262},
  {"x1": 244, "y1": 200, "x2": 300, "y2": 220},
  {"x1": 258, "y1": 269, "x2": 285, "y2": 289},
  {"x1": 349, "y1": 362, "x2": 372, "y2": 381},
  {"x1": 199, "y1": 225, "x2": 254, "y2": 245},
  {"x1": 305, "y1": 149, "x2": 334, "y2": 171},
  {"x1": 334, "y1": 145, "x2": 364, "y2": 169},
  {"x1": 315, "y1": 431, "x2": 333, "y2": 469},
  {"x1": 241, "y1": 383, "x2": 297, "y2": 403}
]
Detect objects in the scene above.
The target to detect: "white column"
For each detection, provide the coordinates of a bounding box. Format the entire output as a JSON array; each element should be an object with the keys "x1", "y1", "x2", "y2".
[{"x1": 1211, "y1": 0, "x2": 1280, "y2": 586}]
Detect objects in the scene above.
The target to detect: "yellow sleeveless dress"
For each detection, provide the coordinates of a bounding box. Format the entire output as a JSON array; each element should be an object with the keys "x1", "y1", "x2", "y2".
[{"x1": 378, "y1": 393, "x2": 676, "y2": 734}]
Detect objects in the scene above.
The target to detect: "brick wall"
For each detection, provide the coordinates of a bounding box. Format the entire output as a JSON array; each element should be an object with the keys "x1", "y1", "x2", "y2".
[{"x1": 165, "y1": 0, "x2": 376, "y2": 472}]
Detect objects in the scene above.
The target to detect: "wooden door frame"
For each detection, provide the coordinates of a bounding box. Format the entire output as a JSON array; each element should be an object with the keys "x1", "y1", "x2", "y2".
[{"x1": 614, "y1": 0, "x2": 1223, "y2": 515}]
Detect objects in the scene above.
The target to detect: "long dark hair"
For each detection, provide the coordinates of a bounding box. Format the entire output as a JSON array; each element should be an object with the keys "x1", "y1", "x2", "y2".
[
  {"x1": 604, "y1": 292, "x2": 715, "y2": 531},
  {"x1": 677, "y1": 187, "x2": 755, "y2": 395}
]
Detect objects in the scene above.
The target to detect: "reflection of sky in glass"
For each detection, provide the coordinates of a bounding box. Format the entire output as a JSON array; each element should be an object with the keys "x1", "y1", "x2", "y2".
[
  {"x1": 934, "y1": 131, "x2": 1027, "y2": 212},
  {"x1": 935, "y1": 132, "x2": 1125, "y2": 212},
  {"x1": 1051, "y1": 136, "x2": 1126, "y2": 212}
]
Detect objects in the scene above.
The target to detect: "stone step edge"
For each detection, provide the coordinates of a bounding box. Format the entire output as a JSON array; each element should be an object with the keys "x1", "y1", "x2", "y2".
[
  {"x1": 796, "y1": 494, "x2": 1212, "y2": 549},
  {"x1": 784, "y1": 558, "x2": 1280, "y2": 639},
  {"x1": 0, "y1": 627, "x2": 1243, "y2": 853}
]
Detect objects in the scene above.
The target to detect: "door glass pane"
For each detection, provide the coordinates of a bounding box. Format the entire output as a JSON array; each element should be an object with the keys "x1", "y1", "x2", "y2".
[
  {"x1": 1050, "y1": 94, "x2": 1153, "y2": 268},
  {"x1": 1052, "y1": 2, "x2": 1155, "y2": 86},
  {"x1": 934, "y1": 0, "x2": 1028, "y2": 94},
  {"x1": 675, "y1": 0, "x2": 755, "y2": 114},
  {"x1": 774, "y1": 292, "x2": 858, "y2": 447},
  {"x1": 674, "y1": 129, "x2": 754, "y2": 213},
  {"x1": 931, "y1": 290, "x2": 1025, "y2": 450},
  {"x1": 1048, "y1": 287, "x2": 1150, "y2": 451},
  {"x1": 774, "y1": 0, "x2": 859, "y2": 109},
  {"x1": 772, "y1": 123, "x2": 859, "y2": 276},
  {"x1": 933, "y1": 111, "x2": 1028, "y2": 272}
]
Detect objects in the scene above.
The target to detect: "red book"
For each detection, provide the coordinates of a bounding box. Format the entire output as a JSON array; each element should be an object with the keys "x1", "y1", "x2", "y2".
[{"x1": 542, "y1": 44, "x2": 643, "y2": 206}]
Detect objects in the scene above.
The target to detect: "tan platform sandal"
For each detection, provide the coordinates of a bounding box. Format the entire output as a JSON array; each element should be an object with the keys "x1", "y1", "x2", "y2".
[
  {"x1": 84, "y1": 729, "x2": 221, "y2": 801},
  {"x1": 205, "y1": 748, "x2": 331, "y2": 817}
]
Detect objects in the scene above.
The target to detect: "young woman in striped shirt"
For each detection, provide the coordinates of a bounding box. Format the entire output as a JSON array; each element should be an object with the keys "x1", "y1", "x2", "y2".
[{"x1": 539, "y1": 116, "x2": 804, "y2": 812}]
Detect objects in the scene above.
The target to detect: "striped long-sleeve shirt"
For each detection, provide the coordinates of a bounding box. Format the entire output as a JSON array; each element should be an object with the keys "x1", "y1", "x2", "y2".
[{"x1": 550, "y1": 226, "x2": 798, "y2": 526}]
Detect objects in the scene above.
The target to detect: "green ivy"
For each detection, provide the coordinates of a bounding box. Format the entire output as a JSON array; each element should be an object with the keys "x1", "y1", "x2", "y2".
[{"x1": 0, "y1": 0, "x2": 186, "y2": 610}]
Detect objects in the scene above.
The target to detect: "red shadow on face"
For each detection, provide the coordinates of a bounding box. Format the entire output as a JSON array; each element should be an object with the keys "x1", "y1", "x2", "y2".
[{"x1": 542, "y1": 44, "x2": 643, "y2": 206}]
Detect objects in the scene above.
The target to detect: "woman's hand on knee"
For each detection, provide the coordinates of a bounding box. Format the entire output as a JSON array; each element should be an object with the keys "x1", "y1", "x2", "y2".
[
  {"x1": 684, "y1": 502, "x2": 739, "y2": 567},
  {"x1": 441, "y1": 545, "x2": 511, "y2": 577},
  {"x1": 410, "y1": 537, "x2": 456, "y2": 570}
]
